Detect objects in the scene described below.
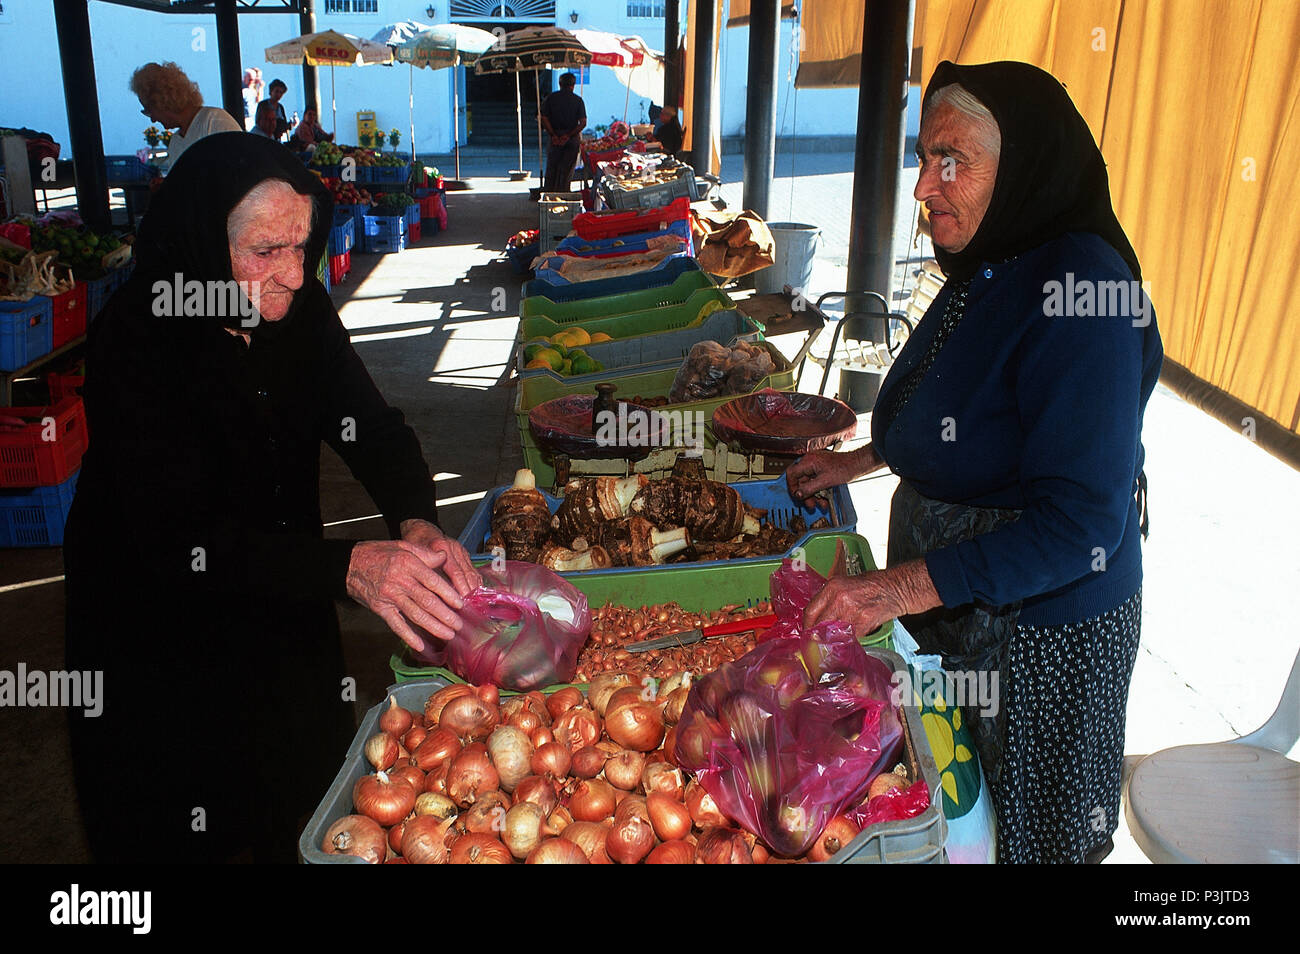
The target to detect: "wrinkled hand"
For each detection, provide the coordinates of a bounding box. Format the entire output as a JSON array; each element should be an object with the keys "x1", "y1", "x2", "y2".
[
  {"x1": 803, "y1": 560, "x2": 942, "y2": 639},
  {"x1": 400, "y1": 518, "x2": 481, "y2": 599},
  {"x1": 347, "y1": 539, "x2": 473, "y2": 654},
  {"x1": 785, "y1": 445, "x2": 879, "y2": 504}
]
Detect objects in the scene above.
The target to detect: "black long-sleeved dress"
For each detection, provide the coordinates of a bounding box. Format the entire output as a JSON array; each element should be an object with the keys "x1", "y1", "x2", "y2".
[{"x1": 63, "y1": 276, "x2": 438, "y2": 863}]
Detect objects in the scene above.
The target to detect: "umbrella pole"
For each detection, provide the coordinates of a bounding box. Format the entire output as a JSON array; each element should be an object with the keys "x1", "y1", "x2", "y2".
[
  {"x1": 409, "y1": 64, "x2": 416, "y2": 163},
  {"x1": 623, "y1": 69, "x2": 632, "y2": 124},
  {"x1": 331, "y1": 64, "x2": 337, "y2": 136},
  {"x1": 515, "y1": 70, "x2": 524, "y2": 174},
  {"x1": 453, "y1": 60, "x2": 461, "y2": 180},
  {"x1": 534, "y1": 74, "x2": 544, "y2": 186}
]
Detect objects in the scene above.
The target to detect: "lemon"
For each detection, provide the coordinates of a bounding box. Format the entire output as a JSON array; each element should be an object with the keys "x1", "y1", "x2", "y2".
[
  {"x1": 524, "y1": 357, "x2": 552, "y2": 370},
  {"x1": 588, "y1": 332, "x2": 613, "y2": 343}
]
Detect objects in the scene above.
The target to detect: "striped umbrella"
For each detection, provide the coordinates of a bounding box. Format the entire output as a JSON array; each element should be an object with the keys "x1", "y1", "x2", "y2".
[{"x1": 265, "y1": 30, "x2": 392, "y2": 135}]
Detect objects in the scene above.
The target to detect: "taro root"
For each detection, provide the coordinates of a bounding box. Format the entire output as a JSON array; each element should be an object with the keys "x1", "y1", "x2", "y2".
[
  {"x1": 539, "y1": 542, "x2": 614, "y2": 572},
  {"x1": 629, "y1": 476, "x2": 763, "y2": 541},
  {"x1": 591, "y1": 516, "x2": 691, "y2": 567},
  {"x1": 552, "y1": 476, "x2": 648, "y2": 540},
  {"x1": 488, "y1": 469, "x2": 552, "y2": 562}
]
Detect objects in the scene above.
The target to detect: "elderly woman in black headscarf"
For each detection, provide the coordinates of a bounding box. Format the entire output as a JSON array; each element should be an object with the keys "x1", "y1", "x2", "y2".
[
  {"x1": 786, "y1": 61, "x2": 1163, "y2": 863},
  {"x1": 63, "y1": 132, "x2": 480, "y2": 863}
]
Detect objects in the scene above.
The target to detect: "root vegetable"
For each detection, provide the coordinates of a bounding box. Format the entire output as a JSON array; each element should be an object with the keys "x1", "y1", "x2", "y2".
[{"x1": 322, "y1": 815, "x2": 386, "y2": 864}]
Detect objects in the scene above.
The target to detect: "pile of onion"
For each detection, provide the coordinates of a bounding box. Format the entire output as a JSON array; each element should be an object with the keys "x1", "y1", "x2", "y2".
[{"x1": 326, "y1": 673, "x2": 890, "y2": 864}]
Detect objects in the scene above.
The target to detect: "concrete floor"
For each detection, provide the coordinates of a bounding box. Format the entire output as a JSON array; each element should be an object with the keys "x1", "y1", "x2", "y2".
[{"x1": 2, "y1": 157, "x2": 1296, "y2": 864}]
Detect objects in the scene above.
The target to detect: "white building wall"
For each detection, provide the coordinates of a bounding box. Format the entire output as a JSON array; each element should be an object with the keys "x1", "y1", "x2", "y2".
[{"x1": 0, "y1": 0, "x2": 915, "y2": 160}]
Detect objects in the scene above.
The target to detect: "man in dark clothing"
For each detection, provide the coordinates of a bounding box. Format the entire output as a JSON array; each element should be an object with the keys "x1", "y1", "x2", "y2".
[
  {"x1": 654, "y1": 104, "x2": 684, "y2": 159},
  {"x1": 539, "y1": 72, "x2": 586, "y2": 193}
]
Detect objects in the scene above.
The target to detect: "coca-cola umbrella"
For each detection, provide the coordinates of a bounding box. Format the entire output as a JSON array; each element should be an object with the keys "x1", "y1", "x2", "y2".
[
  {"x1": 474, "y1": 26, "x2": 593, "y2": 183},
  {"x1": 264, "y1": 30, "x2": 392, "y2": 135},
  {"x1": 375, "y1": 21, "x2": 497, "y2": 179}
]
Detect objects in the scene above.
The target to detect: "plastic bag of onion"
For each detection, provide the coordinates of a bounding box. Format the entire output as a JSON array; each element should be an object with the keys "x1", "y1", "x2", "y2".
[
  {"x1": 672, "y1": 560, "x2": 904, "y2": 857},
  {"x1": 412, "y1": 561, "x2": 592, "y2": 692}
]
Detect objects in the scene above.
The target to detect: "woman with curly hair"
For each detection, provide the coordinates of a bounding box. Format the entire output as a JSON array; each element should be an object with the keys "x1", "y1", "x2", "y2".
[{"x1": 131, "y1": 61, "x2": 242, "y2": 173}]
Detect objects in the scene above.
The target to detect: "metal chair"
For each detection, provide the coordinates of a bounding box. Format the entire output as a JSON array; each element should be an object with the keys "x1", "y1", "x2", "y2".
[
  {"x1": 1123, "y1": 646, "x2": 1300, "y2": 863},
  {"x1": 812, "y1": 291, "x2": 915, "y2": 407}
]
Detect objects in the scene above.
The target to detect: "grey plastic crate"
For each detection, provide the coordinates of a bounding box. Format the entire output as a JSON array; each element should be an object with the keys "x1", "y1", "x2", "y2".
[
  {"x1": 538, "y1": 192, "x2": 583, "y2": 256},
  {"x1": 299, "y1": 678, "x2": 449, "y2": 864},
  {"x1": 514, "y1": 308, "x2": 762, "y2": 384},
  {"x1": 600, "y1": 166, "x2": 699, "y2": 210},
  {"x1": 820, "y1": 647, "x2": 948, "y2": 864}
]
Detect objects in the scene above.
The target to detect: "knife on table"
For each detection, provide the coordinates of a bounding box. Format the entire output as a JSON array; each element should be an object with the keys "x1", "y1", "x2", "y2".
[{"x1": 625, "y1": 613, "x2": 779, "y2": 653}]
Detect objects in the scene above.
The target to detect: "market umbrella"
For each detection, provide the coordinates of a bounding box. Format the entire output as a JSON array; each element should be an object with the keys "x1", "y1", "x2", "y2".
[
  {"x1": 474, "y1": 27, "x2": 594, "y2": 184},
  {"x1": 264, "y1": 30, "x2": 392, "y2": 135},
  {"x1": 384, "y1": 22, "x2": 497, "y2": 179}
]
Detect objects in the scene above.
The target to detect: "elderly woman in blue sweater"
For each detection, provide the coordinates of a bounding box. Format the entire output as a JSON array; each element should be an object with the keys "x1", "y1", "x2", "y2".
[{"x1": 787, "y1": 61, "x2": 1162, "y2": 864}]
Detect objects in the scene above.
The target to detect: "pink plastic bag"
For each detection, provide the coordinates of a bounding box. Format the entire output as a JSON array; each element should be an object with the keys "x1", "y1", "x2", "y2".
[
  {"x1": 674, "y1": 556, "x2": 905, "y2": 856},
  {"x1": 413, "y1": 561, "x2": 591, "y2": 692},
  {"x1": 850, "y1": 778, "x2": 931, "y2": 828}
]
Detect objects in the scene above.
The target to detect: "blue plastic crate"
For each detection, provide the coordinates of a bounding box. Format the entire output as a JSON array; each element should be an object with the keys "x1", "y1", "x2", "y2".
[
  {"x1": 522, "y1": 256, "x2": 704, "y2": 302},
  {"x1": 328, "y1": 212, "x2": 354, "y2": 256},
  {"x1": 0, "y1": 469, "x2": 79, "y2": 547},
  {"x1": 554, "y1": 220, "x2": 693, "y2": 258},
  {"x1": 532, "y1": 249, "x2": 693, "y2": 286},
  {"x1": 0, "y1": 298, "x2": 54, "y2": 372},
  {"x1": 405, "y1": 204, "x2": 420, "y2": 228},
  {"x1": 353, "y1": 165, "x2": 373, "y2": 184},
  {"x1": 457, "y1": 475, "x2": 856, "y2": 573},
  {"x1": 507, "y1": 240, "x2": 539, "y2": 274},
  {"x1": 110, "y1": 260, "x2": 135, "y2": 290},
  {"x1": 104, "y1": 155, "x2": 153, "y2": 183},
  {"x1": 336, "y1": 202, "x2": 370, "y2": 239},
  {"x1": 361, "y1": 214, "x2": 406, "y2": 254},
  {"x1": 311, "y1": 163, "x2": 342, "y2": 179},
  {"x1": 83, "y1": 273, "x2": 116, "y2": 325},
  {"x1": 369, "y1": 165, "x2": 409, "y2": 185}
]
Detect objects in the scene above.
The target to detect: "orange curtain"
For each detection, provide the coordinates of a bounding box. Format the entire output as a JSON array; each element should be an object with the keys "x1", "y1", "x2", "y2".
[
  {"x1": 681, "y1": 0, "x2": 723, "y2": 174},
  {"x1": 726, "y1": 0, "x2": 799, "y2": 28}
]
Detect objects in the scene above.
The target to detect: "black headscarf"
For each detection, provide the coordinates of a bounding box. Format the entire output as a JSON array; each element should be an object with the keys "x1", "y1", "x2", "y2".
[
  {"x1": 923, "y1": 60, "x2": 1141, "y2": 282},
  {"x1": 127, "y1": 131, "x2": 333, "y2": 337}
]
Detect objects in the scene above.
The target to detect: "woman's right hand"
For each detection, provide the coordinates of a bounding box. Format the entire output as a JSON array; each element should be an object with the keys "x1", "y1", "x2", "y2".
[
  {"x1": 785, "y1": 445, "x2": 882, "y2": 503},
  {"x1": 346, "y1": 541, "x2": 468, "y2": 653}
]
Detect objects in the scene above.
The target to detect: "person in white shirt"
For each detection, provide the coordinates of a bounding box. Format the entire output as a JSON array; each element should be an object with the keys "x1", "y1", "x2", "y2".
[{"x1": 131, "y1": 61, "x2": 243, "y2": 173}]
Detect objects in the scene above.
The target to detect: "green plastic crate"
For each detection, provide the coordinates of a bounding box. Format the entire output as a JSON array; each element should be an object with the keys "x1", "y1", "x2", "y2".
[
  {"x1": 521, "y1": 269, "x2": 720, "y2": 326},
  {"x1": 520, "y1": 287, "x2": 734, "y2": 344},
  {"x1": 388, "y1": 531, "x2": 893, "y2": 687},
  {"x1": 514, "y1": 339, "x2": 799, "y2": 489}
]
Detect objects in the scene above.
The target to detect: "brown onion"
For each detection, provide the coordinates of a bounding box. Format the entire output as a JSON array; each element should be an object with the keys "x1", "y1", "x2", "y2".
[
  {"x1": 322, "y1": 815, "x2": 386, "y2": 864},
  {"x1": 606, "y1": 814, "x2": 655, "y2": 864},
  {"x1": 751, "y1": 841, "x2": 771, "y2": 864},
  {"x1": 646, "y1": 839, "x2": 695, "y2": 864},
  {"x1": 553, "y1": 707, "x2": 602, "y2": 752},
  {"x1": 531, "y1": 741, "x2": 572, "y2": 779},
  {"x1": 402, "y1": 723, "x2": 428, "y2": 752},
  {"x1": 605, "y1": 702, "x2": 664, "y2": 752},
  {"x1": 696, "y1": 827, "x2": 754, "y2": 864},
  {"x1": 352, "y1": 771, "x2": 416, "y2": 827},
  {"x1": 561, "y1": 821, "x2": 614, "y2": 863},
  {"x1": 388, "y1": 819, "x2": 406, "y2": 855},
  {"x1": 662, "y1": 687, "x2": 691, "y2": 726},
  {"x1": 413, "y1": 727, "x2": 461, "y2": 772},
  {"x1": 513, "y1": 775, "x2": 560, "y2": 816},
  {"x1": 448, "y1": 832, "x2": 511, "y2": 864},
  {"x1": 440, "y1": 694, "x2": 499, "y2": 742},
  {"x1": 569, "y1": 778, "x2": 616, "y2": 822},
  {"x1": 570, "y1": 745, "x2": 608, "y2": 779},
  {"x1": 606, "y1": 686, "x2": 646, "y2": 715},
  {"x1": 425, "y1": 684, "x2": 474, "y2": 724},
  {"x1": 545, "y1": 686, "x2": 583, "y2": 721},
  {"x1": 642, "y1": 762, "x2": 685, "y2": 800},
  {"x1": 530, "y1": 726, "x2": 554, "y2": 748},
  {"x1": 662, "y1": 726, "x2": 680, "y2": 766},
  {"x1": 509, "y1": 708, "x2": 543, "y2": 734},
  {"x1": 486, "y1": 726, "x2": 533, "y2": 792},
  {"x1": 541, "y1": 805, "x2": 574, "y2": 838},
  {"x1": 402, "y1": 815, "x2": 454, "y2": 864},
  {"x1": 364, "y1": 732, "x2": 399, "y2": 771},
  {"x1": 589, "y1": 672, "x2": 634, "y2": 716},
  {"x1": 685, "y1": 780, "x2": 729, "y2": 828},
  {"x1": 456, "y1": 789, "x2": 511, "y2": 836},
  {"x1": 423, "y1": 760, "x2": 451, "y2": 795},
  {"x1": 474, "y1": 683, "x2": 500, "y2": 707},
  {"x1": 604, "y1": 749, "x2": 647, "y2": 791},
  {"x1": 647, "y1": 792, "x2": 692, "y2": 842},
  {"x1": 388, "y1": 762, "x2": 425, "y2": 795},
  {"x1": 614, "y1": 794, "x2": 648, "y2": 823},
  {"x1": 807, "y1": 815, "x2": 861, "y2": 862},
  {"x1": 413, "y1": 792, "x2": 457, "y2": 820},
  {"x1": 379, "y1": 695, "x2": 414, "y2": 739},
  {"x1": 502, "y1": 802, "x2": 545, "y2": 860},
  {"x1": 446, "y1": 743, "x2": 499, "y2": 808},
  {"x1": 526, "y1": 838, "x2": 589, "y2": 864}
]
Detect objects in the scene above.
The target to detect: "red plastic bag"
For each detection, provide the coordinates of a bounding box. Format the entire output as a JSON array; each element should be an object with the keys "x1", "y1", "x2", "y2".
[
  {"x1": 412, "y1": 561, "x2": 591, "y2": 692},
  {"x1": 850, "y1": 778, "x2": 931, "y2": 828}
]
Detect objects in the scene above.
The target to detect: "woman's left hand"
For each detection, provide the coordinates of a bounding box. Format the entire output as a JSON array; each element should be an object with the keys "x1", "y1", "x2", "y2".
[
  {"x1": 400, "y1": 519, "x2": 482, "y2": 598},
  {"x1": 803, "y1": 560, "x2": 943, "y2": 638}
]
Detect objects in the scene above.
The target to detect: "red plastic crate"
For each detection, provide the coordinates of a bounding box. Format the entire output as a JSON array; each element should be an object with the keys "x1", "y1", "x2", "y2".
[
  {"x1": 407, "y1": 218, "x2": 422, "y2": 242},
  {"x1": 48, "y1": 283, "x2": 88, "y2": 349},
  {"x1": 0, "y1": 397, "x2": 88, "y2": 488},
  {"x1": 47, "y1": 371, "x2": 85, "y2": 401},
  {"x1": 571, "y1": 196, "x2": 690, "y2": 240},
  {"x1": 329, "y1": 250, "x2": 351, "y2": 285},
  {"x1": 418, "y1": 192, "x2": 439, "y2": 220}
]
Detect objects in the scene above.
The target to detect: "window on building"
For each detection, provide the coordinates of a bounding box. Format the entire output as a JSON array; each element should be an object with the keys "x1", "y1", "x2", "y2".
[
  {"x1": 323, "y1": 0, "x2": 379, "y2": 14},
  {"x1": 626, "y1": 0, "x2": 666, "y2": 18}
]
